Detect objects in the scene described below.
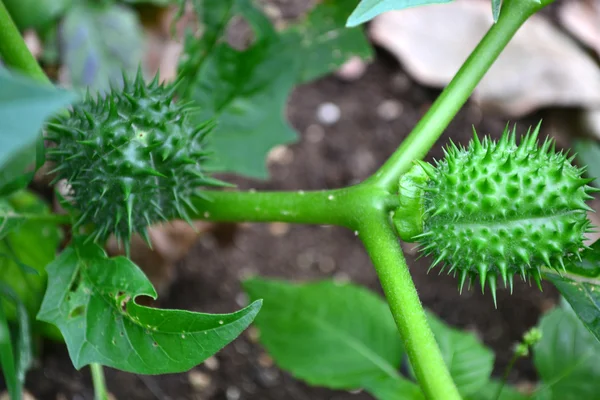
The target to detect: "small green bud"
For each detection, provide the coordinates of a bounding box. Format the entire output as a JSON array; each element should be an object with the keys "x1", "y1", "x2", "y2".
[
  {"x1": 514, "y1": 327, "x2": 542, "y2": 358},
  {"x1": 514, "y1": 343, "x2": 529, "y2": 358},
  {"x1": 523, "y1": 327, "x2": 542, "y2": 347}
]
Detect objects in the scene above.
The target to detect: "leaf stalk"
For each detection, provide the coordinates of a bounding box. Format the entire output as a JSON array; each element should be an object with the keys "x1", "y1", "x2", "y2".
[{"x1": 90, "y1": 363, "x2": 109, "y2": 400}]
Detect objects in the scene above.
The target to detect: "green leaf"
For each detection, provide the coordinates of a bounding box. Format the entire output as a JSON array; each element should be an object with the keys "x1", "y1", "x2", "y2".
[
  {"x1": 0, "y1": 285, "x2": 32, "y2": 400},
  {"x1": 187, "y1": 37, "x2": 300, "y2": 178},
  {"x1": 284, "y1": 0, "x2": 373, "y2": 83},
  {"x1": 346, "y1": 0, "x2": 454, "y2": 27},
  {"x1": 466, "y1": 380, "x2": 529, "y2": 400},
  {"x1": 364, "y1": 374, "x2": 425, "y2": 400},
  {"x1": 2, "y1": 0, "x2": 72, "y2": 30},
  {"x1": 544, "y1": 240, "x2": 600, "y2": 343},
  {"x1": 0, "y1": 300, "x2": 18, "y2": 400},
  {"x1": 560, "y1": 239, "x2": 600, "y2": 278},
  {"x1": 8, "y1": 295, "x2": 31, "y2": 396},
  {"x1": 575, "y1": 140, "x2": 600, "y2": 188},
  {"x1": 424, "y1": 312, "x2": 494, "y2": 397},
  {"x1": 533, "y1": 306, "x2": 600, "y2": 400},
  {"x1": 0, "y1": 200, "x2": 28, "y2": 240},
  {"x1": 121, "y1": 0, "x2": 177, "y2": 4},
  {"x1": 60, "y1": 2, "x2": 144, "y2": 93},
  {"x1": 0, "y1": 191, "x2": 62, "y2": 321},
  {"x1": 179, "y1": 0, "x2": 298, "y2": 178},
  {"x1": 0, "y1": 114, "x2": 47, "y2": 197},
  {"x1": 492, "y1": 0, "x2": 502, "y2": 22},
  {"x1": 37, "y1": 240, "x2": 261, "y2": 374},
  {"x1": 178, "y1": 0, "x2": 277, "y2": 98},
  {"x1": 0, "y1": 70, "x2": 74, "y2": 186},
  {"x1": 180, "y1": 0, "x2": 372, "y2": 178},
  {"x1": 0, "y1": 143, "x2": 38, "y2": 197},
  {"x1": 545, "y1": 274, "x2": 600, "y2": 343},
  {"x1": 243, "y1": 278, "x2": 420, "y2": 398}
]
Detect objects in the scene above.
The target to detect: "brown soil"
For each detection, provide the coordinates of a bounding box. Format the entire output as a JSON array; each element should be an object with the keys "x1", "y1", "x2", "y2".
[{"x1": 22, "y1": 47, "x2": 560, "y2": 400}]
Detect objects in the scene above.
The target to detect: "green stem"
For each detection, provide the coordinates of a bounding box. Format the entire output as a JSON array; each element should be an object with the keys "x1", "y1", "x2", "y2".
[
  {"x1": 90, "y1": 363, "x2": 108, "y2": 400},
  {"x1": 368, "y1": 0, "x2": 551, "y2": 192},
  {"x1": 359, "y1": 215, "x2": 461, "y2": 400},
  {"x1": 494, "y1": 352, "x2": 519, "y2": 400},
  {"x1": 192, "y1": 187, "x2": 457, "y2": 399},
  {"x1": 20, "y1": 213, "x2": 71, "y2": 224},
  {"x1": 190, "y1": 186, "x2": 397, "y2": 230},
  {"x1": 0, "y1": 0, "x2": 49, "y2": 83}
]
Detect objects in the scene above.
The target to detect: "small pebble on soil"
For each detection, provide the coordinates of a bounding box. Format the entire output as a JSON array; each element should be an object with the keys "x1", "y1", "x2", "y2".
[{"x1": 316, "y1": 102, "x2": 341, "y2": 125}]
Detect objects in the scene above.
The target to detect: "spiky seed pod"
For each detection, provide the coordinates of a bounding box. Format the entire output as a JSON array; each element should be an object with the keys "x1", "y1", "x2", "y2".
[
  {"x1": 397, "y1": 123, "x2": 597, "y2": 305},
  {"x1": 46, "y1": 70, "x2": 222, "y2": 251}
]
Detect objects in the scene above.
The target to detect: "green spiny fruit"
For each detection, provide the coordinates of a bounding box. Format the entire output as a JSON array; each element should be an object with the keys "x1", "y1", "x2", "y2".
[
  {"x1": 46, "y1": 70, "x2": 222, "y2": 251},
  {"x1": 395, "y1": 123, "x2": 598, "y2": 306}
]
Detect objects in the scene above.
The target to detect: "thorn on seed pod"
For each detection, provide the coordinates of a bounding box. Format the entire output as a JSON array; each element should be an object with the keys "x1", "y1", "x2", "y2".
[
  {"x1": 396, "y1": 122, "x2": 597, "y2": 306},
  {"x1": 46, "y1": 68, "x2": 226, "y2": 252}
]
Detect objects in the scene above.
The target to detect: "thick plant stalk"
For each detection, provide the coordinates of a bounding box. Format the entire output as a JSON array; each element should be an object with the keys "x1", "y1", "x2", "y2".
[
  {"x1": 0, "y1": 0, "x2": 49, "y2": 83},
  {"x1": 359, "y1": 215, "x2": 461, "y2": 400},
  {"x1": 190, "y1": 186, "x2": 397, "y2": 229}
]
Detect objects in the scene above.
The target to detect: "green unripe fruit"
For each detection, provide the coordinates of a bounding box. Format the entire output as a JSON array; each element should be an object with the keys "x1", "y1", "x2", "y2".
[
  {"x1": 46, "y1": 70, "x2": 221, "y2": 251},
  {"x1": 396, "y1": 124, "x2": 597, "y2": 305}
]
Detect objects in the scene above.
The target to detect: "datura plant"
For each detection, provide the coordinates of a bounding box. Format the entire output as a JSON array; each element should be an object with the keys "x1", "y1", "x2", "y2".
[{"x1": 2, "y1": 0, "x2": 599, "y2": 400}]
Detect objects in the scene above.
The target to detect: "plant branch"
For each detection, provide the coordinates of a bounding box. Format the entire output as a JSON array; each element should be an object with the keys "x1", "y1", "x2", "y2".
[
  {"x1": 190, "y1": 185, "x2": 397, "y2": 230},
  {"x1": 192, "y1": 187, "x2": 457, "y2": 398},
  {"x1": 19, "y1": 213, "x2": 71, "y2": 224},
  {"x1": 494, "y1": 352, "x2": 519, "y2": 400},
  {"x1": 368, "y1": 0, "x2": 552, "y2": 193},
  {"x1": 0, "y1": 213, "x2": 70, "y2": 227},
  {"x1": 0, "y1": 0, "x2": 49, "y2": 83},
  {"x1": 358, "y1": 214, "x2": 460, "y2": 400}
]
